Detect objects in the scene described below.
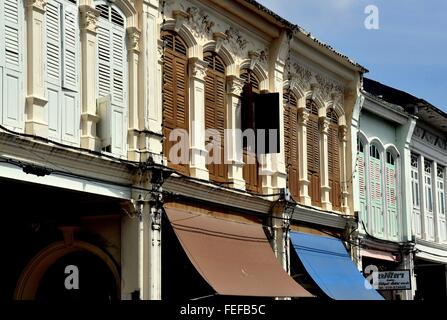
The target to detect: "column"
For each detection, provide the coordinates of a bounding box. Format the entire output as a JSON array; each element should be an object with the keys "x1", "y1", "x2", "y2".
[
  {"x1": 399, "y1": 250, "x2": 416, "y2": 300},
  {"x1": 269, "y1": 60, "x2": 287, "y2": 193},
  {"x1": 142, "y1": 2, "x2": 163, "y2": 163},
  {"x1": 340, "y1": 125, "x2": 350, "y2": 214},
  {"x1": 125, "y1": 169, "x2": 162, "y2": 300},
  {"x1": 226, "y1": 75, "x2": 245, "y2": 190},
  {"x1": 25, "y1": 0, "x2": 48, "y2": 137},
  {"x1": 127, "y1": 26, "x2": 141, "y2": 161},
  {"x1": 79, "y1": 5, "x2": 101, "y2": 151},
  {"x1": 297, "y1": 107, "x2": 311, "y2": 205},
  {"x1": 188, "y1": 57, "x2": 209, "y2": 180},
  {"x1": 320, "y1": 117, "x2": 332, "y2": 211}
]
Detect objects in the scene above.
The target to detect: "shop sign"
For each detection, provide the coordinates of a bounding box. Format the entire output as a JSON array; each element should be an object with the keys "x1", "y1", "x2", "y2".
[{"x1": 376, "y1": 270, "x2": 411, "y2": 290}]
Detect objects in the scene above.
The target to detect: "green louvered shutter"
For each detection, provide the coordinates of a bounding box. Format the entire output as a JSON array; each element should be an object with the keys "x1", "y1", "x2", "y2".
[{"x1": 386, "y1": 157, "x2": 398, "y2": 240}]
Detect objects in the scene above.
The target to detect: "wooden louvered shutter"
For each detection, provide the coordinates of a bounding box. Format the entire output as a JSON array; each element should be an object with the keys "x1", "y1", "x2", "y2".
[
  {"x1": 306, "y1": 100, "x2": 320, "y2": 206},
  {"x1": 162, "y1": 33, "x2": 189, "y2": 175},
  {"x1": 284, "y1": 92, "x2": 299, "y2": 200},
  {"x1": 327, "y1": 110, "x2": 341, "y2": 211},
  {"x1": 241, "y1": 70, "x2": 261, "y2": 193},
  {"x1": 386, "y1": 154, "x2": 398, "y2": 239},
  {"x1": 62, "y1": 4, "x2": 77, "y2": 91},
  {"x1": 204, "y1": 53, "x2": 227, "y2": 182}
]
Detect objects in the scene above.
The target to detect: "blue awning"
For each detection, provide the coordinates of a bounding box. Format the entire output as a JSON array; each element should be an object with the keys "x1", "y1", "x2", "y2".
[{"x1": 290, "y1": 232, "x2": 384, "y2": 300}]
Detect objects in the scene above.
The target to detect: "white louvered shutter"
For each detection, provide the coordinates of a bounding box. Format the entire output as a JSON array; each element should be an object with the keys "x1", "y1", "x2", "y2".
[
  {"x1": 97, "y1": 24, "x2": 111, "y2": 98},
  {"x1": 45, "y1": 1, "x2": 61, "y2": 139},
  {"x1": 62, "y1": 4, "x2": 78, "y2": 91},
  {"x1": 2, "y1": 0, "x2": 23, "y2": 129},
  {"x1": 110, "y1": 25, "x2": 126, "y2": 155},
  {"x1": 96, "y1": 6, "x2": 126, "y2": 156},
  {"x1": 4, "y1": 0, "x2": 20, "y2": 68},
  {"x1": 46, "y1": 1, "x2": 61, "y2": 85}
]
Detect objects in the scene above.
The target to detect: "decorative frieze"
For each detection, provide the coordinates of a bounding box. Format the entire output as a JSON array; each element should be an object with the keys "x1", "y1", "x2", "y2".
[
  {"x1": 185, "y1": 6, "x2": 215, "y2": 40},
  {"x1": 414, "y1": 125, "x2": 447, "y2": 152}
]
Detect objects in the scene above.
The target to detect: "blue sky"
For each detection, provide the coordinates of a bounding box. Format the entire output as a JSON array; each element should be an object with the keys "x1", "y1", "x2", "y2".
[{"x1": 257, "y1": 0, "x2": 447, "y2": 111}]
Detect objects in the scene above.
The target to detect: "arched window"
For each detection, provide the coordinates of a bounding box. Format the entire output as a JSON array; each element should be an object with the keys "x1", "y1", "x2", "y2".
[
  {"x1": 45, "y1": 0, "x2": 79, "y2": 144},
  {"x1": 385, "y1": 151, "x2": 398, "y2": 239},
  {"x1": 96, "y1": 2, "x2": 127, "y2": 155},
  {"x1": 306, "y1": 99, "x2": 320, "y2": 206},
  {"x1": 240, "y1": 69, "x2": 261, "y2": 193},
  {"x1": 204, "y1": 52, "x2": 226, "y2": 182},
  {"x1": 161, "y1": 32, "x2": 189, "y2": 174},
  {"x1": 1, "y1": 0, "x2": 24, "y2": 129},
  {"x1": 424, "y1": 159, "x2": 435, "y2": 240},
  {"x1": 369, "y1": 143, "x2": 384, "y2": 236},
  {"x1": 283, "y1": 91, "x2": 299, "y2": 200},
  {"x1": 327, "y1": 109, "x2": 340, "y2": 210},
  {"x1": 358, "y1": 139, "x2": 367, "y2": 228}
]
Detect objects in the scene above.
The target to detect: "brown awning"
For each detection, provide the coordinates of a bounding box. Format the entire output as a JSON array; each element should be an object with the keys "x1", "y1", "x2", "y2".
[{"x1": 165, "y1": 207, "x2": 312, "y2": 297}]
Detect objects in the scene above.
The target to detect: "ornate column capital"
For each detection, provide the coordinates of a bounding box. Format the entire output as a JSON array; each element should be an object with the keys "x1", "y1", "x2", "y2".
[
  {"x1": 80, "y1": 5, "x2": 100, "y2": 34},
  {"x1": 213, "y1": 32, "x2": 227, "y2": 53},
  {"x1": 340, "y1": 125, "x2": 348, "y2": 142},
  {"x1": 189, "y1": 58, "x2": 208, "y2": 81},
  {"x1": 226, "y1": 75, "x2": 244, "y2": 96},
  {"x1": 320, "y1": 117, "x2": 330, "y2": 134},
  {"x1": 298, "y1": 108, "x2": 309, "y2": 126},
  {"x1": 127, "y1": 26, "x2": 141, "y2": 53},
  {"x1": 26, "y1": 0, "x2": 47, "y2": 12}
]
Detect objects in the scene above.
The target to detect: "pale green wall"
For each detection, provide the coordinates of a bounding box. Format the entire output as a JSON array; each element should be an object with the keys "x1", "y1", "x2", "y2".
[{"x1": 360, "y1": 110, "x2": 396, "y2": 145}]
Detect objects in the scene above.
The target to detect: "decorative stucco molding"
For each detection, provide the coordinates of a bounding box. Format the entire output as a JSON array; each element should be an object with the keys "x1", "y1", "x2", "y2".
[{"x1": 80, "y1": 5, "x2": 100, "y2": 34}]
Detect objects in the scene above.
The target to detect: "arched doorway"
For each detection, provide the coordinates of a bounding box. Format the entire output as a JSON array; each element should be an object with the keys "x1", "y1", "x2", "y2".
[{"x1": 15, "y1": 241, "x2": 120, "y2": 301}]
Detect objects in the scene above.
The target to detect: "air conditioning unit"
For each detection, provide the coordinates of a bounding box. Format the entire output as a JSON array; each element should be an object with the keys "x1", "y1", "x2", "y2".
[{"x1": 97, "y1": 95, "x2": 112, "y2": 151}]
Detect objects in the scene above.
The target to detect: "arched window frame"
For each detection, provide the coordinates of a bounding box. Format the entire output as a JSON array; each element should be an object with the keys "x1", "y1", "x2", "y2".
[
  {"x1": 283, "y1": 89, "x2": 300, "y2": 200},
  {"x1": 95, "y1": 1, "x2": 128, "y2": 156},
  {"x1": 203, "y1": 51, "x2": 227, "y2": 183},
  {"x1": 326, "y1": 108, "x2": 341, "y2": 211},
  {"x1": 306, "y1": 98, "x2": 321, "y2": 206},
  {"x1": 357, "y1": 132, "x2": 369, "y2": 230},
  {"x1": 44, "y1": 0, "x2": 80, "y2": 145},
  {"x1": 160, "y1": 30, "x2": 190, "y2": 175},
  {"x1": 384, "y1": 146, "x2": 400, "y2": 240},
  {"x1": 240, "y1": 68, "x2": 261, "y2": 193}
]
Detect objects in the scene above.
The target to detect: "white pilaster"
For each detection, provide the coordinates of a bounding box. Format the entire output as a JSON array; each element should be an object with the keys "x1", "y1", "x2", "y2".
[
  {"x1": 320, "y1": 116, "x2": 332, "y2": 211},
  {"x1": 25, "y1": 0, "x2": 48, "y2": 137},
  {"x1": 188, "y1": 57, "x2": 209, "y2": 180},
  {"x1": 127, "y1": 26, "x2": 142, "y2": 161},
  {"x1": 297, "y1": 107, "x2": 311, "y2": 205},
  {"x1": 225, "y1": 75, "x2": 245, "y2": 190},
  {"x1": 79, "y1": 5, "x2": 101, "y2": 151}
]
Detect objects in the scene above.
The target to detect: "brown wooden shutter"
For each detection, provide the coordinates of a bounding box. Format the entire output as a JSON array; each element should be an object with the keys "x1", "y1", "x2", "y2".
[
  {"x1": 162, "y1": 33, "x2": 189, "y2": 175},
  {"x1": 283, "y1": 92, "x2": 300, "y2": 200},
  {"x1": 241, "y1": 70, "x2": 261, "y2": 193},
  {"x1": 204, "y1": 52, "x2": 227, "y2": 183},
  {"x1": 327, "y1": 109, "x2": 341, "y2": 211},
  {"x1": 306, "y1": 100, "x2": 321, "y2": 206}
]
